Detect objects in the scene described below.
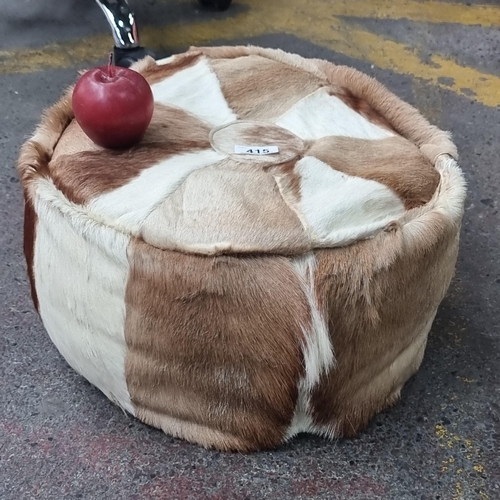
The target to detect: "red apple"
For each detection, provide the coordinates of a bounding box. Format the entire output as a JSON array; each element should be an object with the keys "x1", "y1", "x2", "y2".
[{"x1": 72, "y1": 63, "x2": 154, "y2": 149}]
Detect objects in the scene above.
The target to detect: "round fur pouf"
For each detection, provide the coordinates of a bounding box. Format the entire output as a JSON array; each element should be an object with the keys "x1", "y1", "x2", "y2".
[{"x1": 18, "y1": 46, "x2": 466, "y2": 451}]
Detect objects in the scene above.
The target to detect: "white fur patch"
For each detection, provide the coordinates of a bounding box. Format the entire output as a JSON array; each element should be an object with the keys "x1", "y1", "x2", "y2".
[
  {"x1": 294, "y1": 156, "x2": 405, "y2": 246},
  {"x1": 151, "y1": 58, "x2": 237, "y2": 126},
  {"x1": 33, "y1": 184, "x2": 134, "y2": 414},
  {"x1": 87, "y1": 149, "x2": 225, "y2": 234},
  {"x1": 276, "y1": 87, "x2": 393, "y2": 140},
  {"x1": 155, "y1": 55, "x2": 177, "y2": 66},
  {"x1": 286, "y1": 253, "x2": 335, "y2": 439},
  {"x1": 432, "y1": 155, "x2": 467, "y2": 221}
]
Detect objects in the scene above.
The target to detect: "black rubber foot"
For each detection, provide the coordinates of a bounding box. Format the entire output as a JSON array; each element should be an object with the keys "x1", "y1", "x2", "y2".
[
  {"x1": 197, "y1": 0, "x2": 232, "y2": 11},
  {"x1": 113, "y1": 46, "x2": 156, "y2": 68}
]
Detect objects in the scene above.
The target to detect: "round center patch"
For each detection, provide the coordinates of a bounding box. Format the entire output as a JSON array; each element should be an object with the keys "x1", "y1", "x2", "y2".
[{"x1": 210, "y1": 120, "x2": 305, "y2": 164}]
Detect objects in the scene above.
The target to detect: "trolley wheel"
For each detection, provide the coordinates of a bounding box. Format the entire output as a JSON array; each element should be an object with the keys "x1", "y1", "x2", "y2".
[{"x1": 197, "y1": 0, "x2": 232, "y2": 11}]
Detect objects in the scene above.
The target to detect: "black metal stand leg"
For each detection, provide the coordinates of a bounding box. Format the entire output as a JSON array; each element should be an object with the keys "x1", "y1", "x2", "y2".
[{"x1": 112, "y1": 46, "x2": 156, "y2": 68}]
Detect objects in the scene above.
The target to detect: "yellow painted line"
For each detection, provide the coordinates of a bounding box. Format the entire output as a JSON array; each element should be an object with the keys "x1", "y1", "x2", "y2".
[
  {"x1": 1, "y1": 0, "x2": 499, "y2": 108},
  {"x1": 0, "y1": 34, "x2": 113, "y2": 74},
  {"x1": 292, "y1": 17, "x2": 500, "y2": 107},
  {"x1": 167, "y1": 0, "x2": 500, "y2": 27},
  {"x1": 320, "y1": 0, "x2": 500, "y2": 27}
]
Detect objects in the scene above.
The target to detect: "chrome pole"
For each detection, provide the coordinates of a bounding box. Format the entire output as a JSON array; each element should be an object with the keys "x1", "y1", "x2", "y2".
[{"x1": 94, "y1": 0, "x2": 139, "y2": 49}]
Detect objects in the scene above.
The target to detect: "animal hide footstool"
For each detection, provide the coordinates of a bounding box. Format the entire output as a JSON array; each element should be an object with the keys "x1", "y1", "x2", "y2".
[{"x1": 18, "y1": 46, "x2": 466, "y2": 452}]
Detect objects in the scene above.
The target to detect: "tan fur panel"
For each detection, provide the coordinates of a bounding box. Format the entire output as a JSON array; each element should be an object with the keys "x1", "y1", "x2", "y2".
[
  {"x1": 134, "y1": 51, "x2": 203, "y2": 85},
  {"x1": 139, "y1": 157, "x2": 311, "y2": 254},
  {"x1": 307, "y1": 136, "x2": 440, "y2": 209},
  {"x1": 51, "y1": 120, "x2": 101, "y2": 156},
  {"x1": 124, "y1": 241, "x2": 309, "y2": 451},
  {"x1": 49, "y1": 104, "x2": 211, "y2": 205},
  {"x1": 310, "y1": 210, "x2": 460, "y2": 436},
  {"x1": 193, "y1": 45, "x2": 327, "y2": 79},
  {"x1": 210, "y1": 55, "x2": 324, "y2": 120}
]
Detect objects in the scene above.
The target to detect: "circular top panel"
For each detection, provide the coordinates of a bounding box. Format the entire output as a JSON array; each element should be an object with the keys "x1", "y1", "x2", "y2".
[{"x1": 45, "y1": 46, "x2": 455, "y2": 255}]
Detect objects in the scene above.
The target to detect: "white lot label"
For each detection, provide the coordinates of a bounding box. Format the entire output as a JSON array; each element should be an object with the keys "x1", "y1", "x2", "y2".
[{"x1": 234, "y1": 145, "x2": 279, "y2": 155}]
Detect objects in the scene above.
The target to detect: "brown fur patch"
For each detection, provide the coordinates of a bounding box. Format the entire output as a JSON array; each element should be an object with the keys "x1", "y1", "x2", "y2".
[
  {"x1": 330, "y1": 87, "x2": 396, "y2": 133},
  {"x1": 239, "y1": 123, "x2": 304, "y2": 153},
  {"x1": 137, "y1": 409, "x2": 250, "y2": 451},
  {"x1": 124, "y1": 241, "x2": 309, "y2": 451},
  {"x1": 307, "y1": 136, "x2": 440, "y2": 209},
  {"x1": 17, "y1": 141, "x2": 52, "y2": 183},
  {"x1": 310, "y1": 212, "x2": 459, "y2": 436},
  {"x1": 17, "y1": 134, "x2": 57, "y2": 315},
  {"x1": 23, "y1": 192, "x2": 39, "y2": 312},
  {"x1": 210, "y1": 55, "x2": 324, "y2": 120},
  {"x1": 49, "y1": 104, "x2": 211, "y2": 205},
  {"x1": 265, "y1": 160, "x2": 303, "y2": 200}
]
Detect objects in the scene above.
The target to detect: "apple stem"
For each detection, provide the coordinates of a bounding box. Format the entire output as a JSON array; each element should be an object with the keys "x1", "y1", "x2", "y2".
[{"x1": 108, "y1": 52, "x2": 114, "y2": 78}]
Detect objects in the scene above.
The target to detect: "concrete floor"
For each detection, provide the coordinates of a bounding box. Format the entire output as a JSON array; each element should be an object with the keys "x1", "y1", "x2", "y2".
[{"x1": 1, "y1": 1, "x2": 499, "y2": 499}]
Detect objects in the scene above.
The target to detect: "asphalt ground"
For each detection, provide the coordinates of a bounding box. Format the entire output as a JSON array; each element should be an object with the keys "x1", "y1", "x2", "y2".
[{"x1": 1, "y1": 1, "x2": 499, "y2": 499}]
